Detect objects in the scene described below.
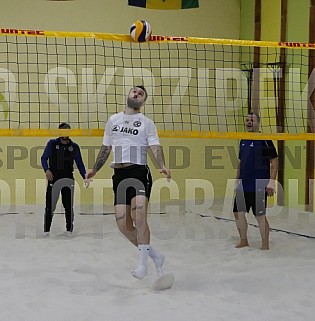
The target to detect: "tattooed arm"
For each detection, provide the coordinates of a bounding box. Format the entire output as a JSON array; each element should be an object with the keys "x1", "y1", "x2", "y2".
[
  {"x1": 85, "y1": 145, "x2": 112, "y2": 179},
  {"x1": 149, "y1": 145, "x2": 171, "y2": 181}
]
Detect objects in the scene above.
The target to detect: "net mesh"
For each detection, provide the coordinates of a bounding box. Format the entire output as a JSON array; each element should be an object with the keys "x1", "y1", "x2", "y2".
[{"x1": 0, "y1": 29, "x2": 314, "y2": 137}]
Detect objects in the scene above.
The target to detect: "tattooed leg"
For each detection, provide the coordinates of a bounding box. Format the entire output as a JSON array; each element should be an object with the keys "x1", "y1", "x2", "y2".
[{"x1": 115, "y1": 205, "x2": 137, "y2": 245}]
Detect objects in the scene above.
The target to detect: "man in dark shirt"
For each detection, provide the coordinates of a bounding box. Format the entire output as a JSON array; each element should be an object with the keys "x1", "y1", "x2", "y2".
[
  {"x1": 233, "y1": 113, "x2": 278, "y2": 250},
  {"x1": 41, "y1": 123, "x2": 88, "y2": 235}
]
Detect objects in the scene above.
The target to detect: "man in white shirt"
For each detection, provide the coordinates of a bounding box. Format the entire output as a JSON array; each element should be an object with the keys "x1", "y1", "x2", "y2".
[{"x1": 86, "y1": 85, "x2": 171, "y2": 279}]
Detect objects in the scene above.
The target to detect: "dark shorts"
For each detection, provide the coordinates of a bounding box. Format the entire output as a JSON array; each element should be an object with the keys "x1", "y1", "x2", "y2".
[
  {"x1": 112, "y1": 165, "x2": 152, "y2": 205},
  {"x1": 233, "y1": 189, "x2": 267, "y2": 216}
]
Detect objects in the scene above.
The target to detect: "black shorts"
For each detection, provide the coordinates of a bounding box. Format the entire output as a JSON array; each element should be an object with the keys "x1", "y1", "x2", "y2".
[
  {"x1": 233, "y1": 189, "x2": 267, "y2": 216},
  {"x1": 112, "y1": 165, "x2": 152, "y2": 205}
]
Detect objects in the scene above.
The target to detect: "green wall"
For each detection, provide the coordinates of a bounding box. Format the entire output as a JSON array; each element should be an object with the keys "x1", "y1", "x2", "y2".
[
  {"x1": 239, "y1": 0, "x2": 313, "y2": 210},
  {"x1": 240, "y1": 0, "x2": 255, "y2": 40},
  {"x1": 285, "y1": 0, "x2": 309, "y2": 208},
  {"x1": 1, "y1": 0, "x2": 314, "y2": 210},
  {"x1": 0, "y1": 0, "x2": 241, "y2": 207},
  {"x1": 261, "y1": 0, "x2": 281, "y2": 41},
  {"x1": 1, "y1": 0, "x2": 240, "y2": 38}
]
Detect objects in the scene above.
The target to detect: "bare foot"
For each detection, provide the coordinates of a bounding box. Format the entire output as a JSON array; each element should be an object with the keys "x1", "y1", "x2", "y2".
[
  {"x1": 260, "y1": 244, "x2": 269, "y2": 250},
  {"x1": 235, "y1": 240, "x2": 249, "y2": 248}
]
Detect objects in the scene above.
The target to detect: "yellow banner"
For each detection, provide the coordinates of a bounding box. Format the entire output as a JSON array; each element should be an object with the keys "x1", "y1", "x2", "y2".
[
  {"x1": 129, "y1": 0, "x2": 199, "y2": 10},
  {"x1": 146, "y1": 0, "x2": 183, "y2": 9}
]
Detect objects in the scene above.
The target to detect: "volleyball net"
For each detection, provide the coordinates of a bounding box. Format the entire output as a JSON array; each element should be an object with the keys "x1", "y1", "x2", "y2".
[{"x1": 0, "y1": 28, "x2": 315, "y2": 139}]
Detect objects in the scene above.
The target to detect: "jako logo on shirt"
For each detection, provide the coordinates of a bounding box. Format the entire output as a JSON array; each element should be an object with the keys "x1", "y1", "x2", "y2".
[{"x1": 112, "y1": 125, "x2": 138, "y2": 135}]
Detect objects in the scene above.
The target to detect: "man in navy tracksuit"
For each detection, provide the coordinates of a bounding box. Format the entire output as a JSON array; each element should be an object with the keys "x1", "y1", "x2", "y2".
[
  {"x1": 233, "y1": 113, "x2": 278, "y2": 250},
  {"x1": 41, "y1": 123, "x2": 87, "y2": 235}
]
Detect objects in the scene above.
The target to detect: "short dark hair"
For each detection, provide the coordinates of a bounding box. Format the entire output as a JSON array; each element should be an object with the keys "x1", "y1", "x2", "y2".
[
  {"x1": 58, "y1": 122, "x2": 71, "y2": 129},
  {"x1": 135, "y1": 85, "x2": 148, "y2": 101},
  {"x1": 248, "y1": 112, "x2": 260, "y2": 123}
]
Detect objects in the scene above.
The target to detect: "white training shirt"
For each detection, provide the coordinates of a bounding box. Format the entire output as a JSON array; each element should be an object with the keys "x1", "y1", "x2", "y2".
[{"x1": 102, "y1": 112, "x2": 160, "y2": 165}]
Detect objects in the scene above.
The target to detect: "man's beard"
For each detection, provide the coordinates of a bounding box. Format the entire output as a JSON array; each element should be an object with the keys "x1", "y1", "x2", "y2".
[{"x1": 127, "y1": 97, "x2": 143, "y2": 109}]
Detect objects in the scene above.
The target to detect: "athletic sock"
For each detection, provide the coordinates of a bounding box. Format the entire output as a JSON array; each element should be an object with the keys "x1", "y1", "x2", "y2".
[
  {"x1": 149, "y1": 246, "x2": 165, "y2": 277},
  {"x1": 131, "y1": 244, "x2": 149, "y2": 279}
]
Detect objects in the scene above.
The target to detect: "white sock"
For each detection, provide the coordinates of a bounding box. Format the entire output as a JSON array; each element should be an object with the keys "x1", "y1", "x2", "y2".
[
  {"x1": 131, "y1": 244, "x2": 149, "y2": 279},
  {"x1": 149, "y1": 246, "x2": 165, "y2": 277}
]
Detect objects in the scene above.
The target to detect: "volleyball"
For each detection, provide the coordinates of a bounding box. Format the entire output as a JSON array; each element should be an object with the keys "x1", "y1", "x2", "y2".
[{"x1": 130, "y1": 20, "x2": 152, "y2": 42}]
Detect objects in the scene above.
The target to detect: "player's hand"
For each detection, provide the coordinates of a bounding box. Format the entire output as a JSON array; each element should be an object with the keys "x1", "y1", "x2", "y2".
[
  {"x1": 46, "y1": 169, "x2": 53, "y2": 181},
  {"x1": 160, "y1": 166, "x2": 171, "y2": 182},
  {"x1": 84, "y1": 178, "x2": 92, "y2": 188},
  {"x1": 266, "y1": 180, "x2": 276, "y2": 196},
  {"x1": 85, "y1": 170, "x2": 96, "y2": 180}
]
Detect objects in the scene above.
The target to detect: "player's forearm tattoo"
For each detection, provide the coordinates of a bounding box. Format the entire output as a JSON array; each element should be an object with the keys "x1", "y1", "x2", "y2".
[
  {"x1": 93, "y1": 145, "x2": 111, "y2": 172},
  {"x1": 151, "y1": 145, "x2": 165, "y2": 168},
  {"x1": 116, "y1": 213, "x2": 126, "y2": 222}
]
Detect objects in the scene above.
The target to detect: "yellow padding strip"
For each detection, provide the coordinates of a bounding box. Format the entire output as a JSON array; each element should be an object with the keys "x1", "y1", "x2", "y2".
[
  {"x1": 1, "y1": 28, "x2": 315, "y2": 49},
  {"x1": 158, "y1": 131, "x2": 315, "y2": 140},
  {"x1": 0, "y1": 129, "x2": 104, "y2": 137},
  {"x1": 0, "y1": 129, "x2": 314, "y2": 140}
]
